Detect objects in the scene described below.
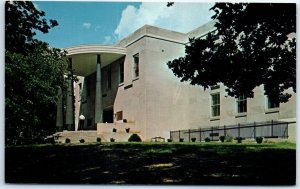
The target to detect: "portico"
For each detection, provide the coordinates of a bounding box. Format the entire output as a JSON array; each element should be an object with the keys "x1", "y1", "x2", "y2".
[{"x1": 56, "y1": 45, "x2": 126, "y2": 131}]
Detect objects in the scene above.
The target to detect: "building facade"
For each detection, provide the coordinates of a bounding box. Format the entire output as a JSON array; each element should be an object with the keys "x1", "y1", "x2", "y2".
[{"x1": 56, "y1": 21, "x2": 296, "y2": 142}]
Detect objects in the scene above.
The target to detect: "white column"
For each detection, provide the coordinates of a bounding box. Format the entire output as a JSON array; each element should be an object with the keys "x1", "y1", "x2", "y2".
[{"x1": 94, "y1": 54, "x2": 103, "y2": 126}]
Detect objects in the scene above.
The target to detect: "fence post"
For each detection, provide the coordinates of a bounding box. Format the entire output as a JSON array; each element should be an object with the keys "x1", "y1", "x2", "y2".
[
  {"x1": 188, "y1": 129, "x2": 191, "y2": 142},
  {"x1": 200, "y1": 128, "x2": 202, "y2": 142},
  {"x1": 238, "y1": 123, "x2": 240, "y2": 137},
  {"x1": 178, "y1": 130, "x2": 181, "y2": 142},
  {"x1": 224, "y1": 125, "x2": 226, "y2": 136},
  {"x1": 271, "y1": 120, "x2": 274, "y2": 137},
  {"x1": 254, "y1": 122, "x2": 256, "y2": 139},
  {"x1": 211, "y1": 127, "x2": 214, "y2": 141}
]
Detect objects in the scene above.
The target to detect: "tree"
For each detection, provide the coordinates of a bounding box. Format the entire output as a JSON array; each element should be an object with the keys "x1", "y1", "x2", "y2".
[
  {"x1": 5, "y1": 1, "x2": 66, "y2": 145},
  {"x1": 167, "y1": 3, "x2": 296, "y2": 103},
  {"x1": 5, "y1": 1, "x2": 58, "y2": 54}
]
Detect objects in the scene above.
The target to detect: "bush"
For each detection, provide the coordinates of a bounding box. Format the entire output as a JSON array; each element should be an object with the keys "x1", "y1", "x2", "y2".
[
  {"x1": 219, "y1": 136, "x2": 225, "y2": 142},
  {"x1": 65, "y1": 138, "x2": 71, "y2": 143},
  {"x1": 96, "y1": 137, "x2": 101, "y2": 143},
  {"x1": 191, "y1": 138, "x2": 196, "y2": 142},
  {"x1": 256, "y1": 137, "x2": 263, "y2": 144},
  {"x1": 128, "y1": 134, "x2": 142, "y2": 142},
  {"x1": 179, "y1": 138, "x2": 184, "y2": 142},
  {"x1": 79, "y1": 139, "x2": 85, "y2": 143},
  {"x1": 112, "y1": 128, "x2": 117, "y2": 132},
  {"x1": 225, "y1": 136, "x2": 233, "y2": 142},
  {"x1": 167, "y1": 139, "x2": 172, "y2": 142},
  {"x1": 235, "y1": 137, "x2": 243, "y2": 143},
  {"x1": 110, "y1": 138, "x2": 115, "y2": 142},
  {"x1": 205, "y1": 137, "x2": 211, "y2": 142}
]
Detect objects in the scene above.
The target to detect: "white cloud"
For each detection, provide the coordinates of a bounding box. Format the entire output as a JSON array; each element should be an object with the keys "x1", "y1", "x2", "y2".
[
  {"x1": 103, "y1": 36, "x2": 112, "y2": 44},
  {"x1": 114, "y1": 3, "x2": 214, "y2": 40},
  {"x1": 82, "y1": 22, "x2": 92, "y2": 29}
]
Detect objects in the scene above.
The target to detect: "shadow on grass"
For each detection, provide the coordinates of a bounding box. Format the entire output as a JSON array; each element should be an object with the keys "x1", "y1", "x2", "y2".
[{"x1": 5, "y1": 142, "x2": 296, "y2": 185}]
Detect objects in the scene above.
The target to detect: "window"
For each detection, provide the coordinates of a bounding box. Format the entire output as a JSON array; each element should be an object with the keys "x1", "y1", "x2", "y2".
[
  {"x1": 211, "y1": 93, "x2": 220, "y2": 117},
  {"x1": 236, "y1": 95, "x2": 247, "y2": 113},
  {"x1": 133, "y1": 53, "x2": 139, "y2": 78},
  {"x1": 106, "y1": 66, "x2": 111, "y2": 90},
  {"x1": 267, "y1": 96, "x2": 279, "y2": 109},
  {"x1": 116, "y1": 111, "x2": 123, "y2": 121},
  {"x1": 119, "y1": 62, "x2": 124, "y2": 83}
]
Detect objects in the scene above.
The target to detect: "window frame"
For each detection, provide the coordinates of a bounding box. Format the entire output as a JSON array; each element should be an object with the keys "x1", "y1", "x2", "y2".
[
  {"x1": 266, "y1": 96, "x2": 279, "y2": 109},
  {"x1": 211, "y1": 93, "x2": 220, "y2": 117},
  {"x1": 133, "y1": 53, "x2": 139, "y2": 79},
  {"x1": 119, "y1": 61, "x2": 124, "y2": 84},
  {"x1": 236, "y1": 95, "x2": 247, "y2": 114}
]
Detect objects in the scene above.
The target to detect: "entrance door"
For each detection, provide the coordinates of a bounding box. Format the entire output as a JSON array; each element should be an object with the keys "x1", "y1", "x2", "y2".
[{"x1": 103, "y1": 108, "x2": 114, "y2": 123}]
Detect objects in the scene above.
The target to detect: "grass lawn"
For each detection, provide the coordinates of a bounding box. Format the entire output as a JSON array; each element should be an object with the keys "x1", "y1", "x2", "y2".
[{"x1": 5, "y1": 141, "x2": 296, "y2": 185}]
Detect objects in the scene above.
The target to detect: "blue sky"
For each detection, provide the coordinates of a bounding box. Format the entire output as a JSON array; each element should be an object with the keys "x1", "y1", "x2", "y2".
[{"x1": 34, "y1": 1, "x2": 214, "y2": 48}]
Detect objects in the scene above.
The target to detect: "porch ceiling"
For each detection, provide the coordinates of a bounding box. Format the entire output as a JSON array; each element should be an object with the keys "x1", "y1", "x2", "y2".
[{"x1": 65, "y1": 45, "x2": 126, "y2": 76}]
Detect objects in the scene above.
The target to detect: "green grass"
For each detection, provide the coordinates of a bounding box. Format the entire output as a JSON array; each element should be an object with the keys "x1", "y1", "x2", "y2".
[{"x1": 5, "y1": 142, "x2": 296, "y2": 185}]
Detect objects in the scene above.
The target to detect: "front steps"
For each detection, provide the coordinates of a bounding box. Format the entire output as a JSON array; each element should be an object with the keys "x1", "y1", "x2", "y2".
[{"x1": 53, "y1": 122, "x2": 142, "y2": 143}]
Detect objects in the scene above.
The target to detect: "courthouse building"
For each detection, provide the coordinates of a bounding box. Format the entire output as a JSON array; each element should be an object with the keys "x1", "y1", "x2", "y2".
[{"x1": 55, "y1": 21, "x2": 296, "y2": 142}]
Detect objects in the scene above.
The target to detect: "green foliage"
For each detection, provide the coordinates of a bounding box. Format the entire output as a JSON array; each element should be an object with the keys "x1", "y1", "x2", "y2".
[
  {"x1": 96, "y1": 137, "x2": 101, "y2": 143},
  {"x1": 225, "y1": 136, "x2": 233, "y2": 142},
  {"x1": 235, "y1": 137, "x2": 243, "y2": 143},
  {"x1": 167, "y1": 3, "x2": 296, "y2": 103},
  {"x1": 79, "y1": 139, "x2": 85, "y2": 143},
  {"x1": 191, "y1": 138, "x2": 196, "y2": 142},
  {"x1": 219, "y1": 136, "x2": 225, "y2": 143},
  {"x1": 179, "y1": 138, "x2": 184, "y2": 142},
  {"x1": 5, "y1": 1, "x2": 58, "y2": 54},
  {"x1": 110, "y1": 138, "x2": 115, "y2": 142},
  {"x1": 256, "y1": 137, "x2": 263, "y2": 144},
  {"x1": 205, "y1": 137, "x2": 211, "y2": 142},
  {"x1": 167, "y1": 139, "x2": 172, "y2": 142},
  {"x1": 5, "y1": 2, "x2": 66, "y2": 146},
  {"x1": 128, "y1": 134, "x2": 142, "y2": 142}
]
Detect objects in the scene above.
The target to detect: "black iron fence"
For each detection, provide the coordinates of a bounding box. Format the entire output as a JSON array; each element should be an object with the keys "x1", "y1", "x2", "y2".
[{"x1": 170, "y1": 120, "x2": 294, "y2": 142}]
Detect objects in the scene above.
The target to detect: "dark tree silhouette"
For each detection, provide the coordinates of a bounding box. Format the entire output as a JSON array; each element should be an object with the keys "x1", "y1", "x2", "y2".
[
  {"x1": 167, "y1": 3, "x2": 296, "y2": 103},
  {"x1": 5, "y1": 1, "x2": 66, "y2": 145}
]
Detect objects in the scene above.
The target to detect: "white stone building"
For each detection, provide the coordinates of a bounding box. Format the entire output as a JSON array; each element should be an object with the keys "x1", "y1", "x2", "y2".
[{"x1": 56, "y1": 21, "x2": 296, "y2": 142}]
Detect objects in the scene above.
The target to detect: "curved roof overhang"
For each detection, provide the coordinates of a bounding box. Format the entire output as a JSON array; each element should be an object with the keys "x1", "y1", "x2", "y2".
[{"x1": 65, "y1": 45, "x2": 126, "y2": 76}]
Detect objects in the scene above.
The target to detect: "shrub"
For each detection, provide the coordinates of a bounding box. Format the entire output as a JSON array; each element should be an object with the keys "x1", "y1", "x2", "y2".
[
  {"x1": 235, "y1": 137, "x2": 243, "y2": 143},
  {"x1": 179, "y1": 138, "x2": 184, "y2": 142},
  {"x1": 110, "y1": 138, "x2": 115, "y2": 142},
  {"x1": 219, "y1": 136, "x2": 225, "y2": 143},
  {"x1": 256, "y1": 137, "x2": 263, "y2": 144},
  {"x1": 79, "y1": 139, "x2": 85, "y2": 143},
  {"x1": 96, "y1": 137, "x2": 101, "y2": 143},
  {"x1": 125, "y1": 128, "x2": 130, "y2": 133},
  {"x1": 65, "y1": 138, "x2": 71, "y2": 143},
  {"x1": 112, "y1": 128, "x2": 117, "y2": 132},
  {"x1": 167, "y1": 139, "x2": 172, "y2": 142},
  {"x1": 128, "y1": 134, "x2": 142, "y2": 142},
  {"x1": 191, "y1": 137, "x2": 196, "y2": 142},
  {"x1": 225, "y1": 136, "x2": 233, "y2": 142},
  {"x1": 205, "y1": 137, "x2": 211, "y2": 142}
]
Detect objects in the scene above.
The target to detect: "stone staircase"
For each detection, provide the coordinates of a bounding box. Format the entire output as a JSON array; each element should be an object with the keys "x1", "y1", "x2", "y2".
[{"x1": 53, "y1": 122, "x2": 143, "y2": 143}]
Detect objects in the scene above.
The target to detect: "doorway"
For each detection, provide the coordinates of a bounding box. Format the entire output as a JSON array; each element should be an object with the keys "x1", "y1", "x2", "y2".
[{"x1": 103, "y1": 108, "x2": 114, "y2": 123}]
